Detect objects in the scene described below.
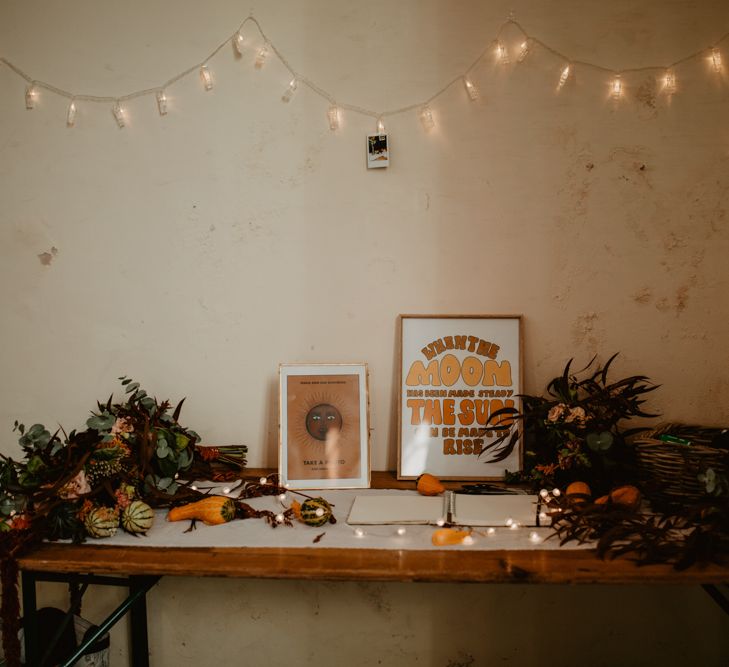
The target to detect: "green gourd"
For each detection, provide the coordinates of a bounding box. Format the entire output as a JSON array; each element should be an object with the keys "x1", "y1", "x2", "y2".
[
  {"x1": 121, "y1": 500, "x2": 155, "y2": 534},
  {"x1": 299, "y1": 497, "x2": 332, "y2": 527},
  {"x1": 84, "y1": 506, "x2": 119, "y2": 539}
]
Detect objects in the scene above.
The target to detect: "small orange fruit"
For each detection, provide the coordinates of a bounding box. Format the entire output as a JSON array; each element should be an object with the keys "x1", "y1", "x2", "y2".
[
  {"x1": 566, "y1": 481, "x2": 592, "y2": 497},
  {"x1": 431, "y1": 528, "x2": 471, "y2": 546},
  {"x1": 609, "y1": 485, "x2": 641, "y2": 511},
  {"x1": 416, "y1": 473, "x2": 445, "y2": 496}
]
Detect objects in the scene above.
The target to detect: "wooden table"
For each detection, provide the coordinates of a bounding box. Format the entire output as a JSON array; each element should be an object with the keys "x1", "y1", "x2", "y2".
[{"x1": 16, "y1": 471, "x2": 729, "y2": 666}]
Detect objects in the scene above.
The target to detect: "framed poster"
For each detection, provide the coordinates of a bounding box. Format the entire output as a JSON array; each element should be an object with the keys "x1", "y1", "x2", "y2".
[
  {"x1": 397, "y1": 315, "x2": 523, "y2": 480},
  {"x1": 279, "y1": 363, "x2": 370, "y2": 489}
]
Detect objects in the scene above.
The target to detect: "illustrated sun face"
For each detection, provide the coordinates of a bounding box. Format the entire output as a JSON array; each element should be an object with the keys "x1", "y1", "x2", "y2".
[
  {"x1": 287, "y1": 387, "x2": 356, "y2": 451},
  {"x1": 305, "y1": 403, "x2": 343, "y2": 441}
]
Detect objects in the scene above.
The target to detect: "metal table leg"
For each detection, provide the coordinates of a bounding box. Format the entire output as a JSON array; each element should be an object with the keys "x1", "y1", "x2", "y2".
[{"x1": 21, "y1": 571, "x2": 39, "y2": 667}]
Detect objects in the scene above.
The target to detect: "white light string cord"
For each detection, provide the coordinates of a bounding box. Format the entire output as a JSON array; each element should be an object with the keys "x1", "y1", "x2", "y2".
[{"x1": 3, "y1": 14, "x2": 729, "y2": 130}]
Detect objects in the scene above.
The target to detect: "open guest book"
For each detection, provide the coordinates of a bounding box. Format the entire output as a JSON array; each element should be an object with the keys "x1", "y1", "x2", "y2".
[{"x1": 347, "y1": 491, "x2": 541, "y2": 527}]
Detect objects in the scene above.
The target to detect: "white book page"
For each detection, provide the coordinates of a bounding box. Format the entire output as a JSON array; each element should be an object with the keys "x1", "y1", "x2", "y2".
[
  {"x1": 347, "y1": 495, "x2": 445, "y2": 525},
  {"x1": 453, "y1": 494, "x2": 539, "y2": 527}
]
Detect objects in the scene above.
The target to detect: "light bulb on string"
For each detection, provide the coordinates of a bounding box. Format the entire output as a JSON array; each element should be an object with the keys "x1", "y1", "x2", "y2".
[
  {"x1": 557, "y1": 64, "x2": 571, "y2": 90},
  {"x1": 495, "y1": 40, "x2": 510, "y2": 64},
  {"x1": 327, "y1": 105, "x2": 340, "y2": 130},
  {"x1": 419, "y1": 105, "x2": 435, "y2": 130},
  {"x1": 610, "y1": 74, "x2": 623, "y2": 100},
  {"x1": 516, "y1": 39, "x2": 531, "y2": 63},
  {"x1": 711, "y1": 47, "x2": 723, "y2": 72},
  {"x1": 663, "y1": 69, "x2": 676, "y2": 94},
  {"x1": 463, "y1": 77, "x2": 479, "y2": 100},
  {"x1": 200, "y1": 65, "x2": 214, "y2": 91},
  {"x1": 234, "y1": 31, "x2": 245, "y2": 56},
  {"x1": 25, "y1": 83, "x2": 37, "y2": 110},
  {"x1": 112, "y1": 101, "x2": 126, "y2": 128},
  {"x1": 255, "y1": 43, "x2": 269, "y2": 69},
  {"x1": 66, "y1": 99, "x2": 77, "y2": 127},
  {"x1": 281, "y1": 78, "x2": 297, "y2": 103},
  {"x1": 156, "y1": 90, "x2": 168, "y2": 116},
  {"x1": 376, "y1": 117, "x2": 385, "y2": 134}
]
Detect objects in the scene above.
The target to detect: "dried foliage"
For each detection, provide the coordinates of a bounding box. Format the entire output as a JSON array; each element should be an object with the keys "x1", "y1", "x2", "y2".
[{"x1": 547, "y1": 494, "x2": 729, "y2": 569}]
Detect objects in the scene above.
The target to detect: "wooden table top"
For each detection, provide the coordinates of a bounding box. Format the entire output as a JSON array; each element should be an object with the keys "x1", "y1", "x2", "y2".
[{"x1": 17, "y1": 471, "x2": 729, "y2": 585}]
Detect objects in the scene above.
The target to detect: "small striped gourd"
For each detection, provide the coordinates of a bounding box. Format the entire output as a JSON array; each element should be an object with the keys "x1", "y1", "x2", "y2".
[
  {"x1": 299, "y1": 497, "x2": 332, "y2": 527},
  {"x1": 121, "y1": 500, "x2": 155, "y2": 534},
  {"x1": 84, "y1": 506, "x2": 119, "y2": 539}
]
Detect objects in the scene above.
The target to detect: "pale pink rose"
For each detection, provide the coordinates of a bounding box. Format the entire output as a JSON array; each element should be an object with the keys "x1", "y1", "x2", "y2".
[
  {"x1": 59, "y1": 470, "x2": 92, "y2": 499},
  {"x1": 111, "y1": 417, "x2": 133, "y2": 436},
  {"x1": 547, "y1": 404, "x2": 566, "y2": 422},
  {"x1": 565, "y1": 407, "x2": 586, "y2": 424}
]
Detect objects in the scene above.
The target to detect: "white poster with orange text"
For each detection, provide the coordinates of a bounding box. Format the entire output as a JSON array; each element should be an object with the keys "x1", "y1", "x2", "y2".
[{"x1": 398, "y1": 315, "x2": 522, "y2": 480}]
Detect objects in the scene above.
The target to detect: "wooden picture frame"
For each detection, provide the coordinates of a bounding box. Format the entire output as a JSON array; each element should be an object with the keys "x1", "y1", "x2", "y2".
[
  {"x1": 279, "y1": 363, "x2": 371, "y2": 489},
  {"x1": 397, "y1": 315, "x2": 523, "y2": 480}
]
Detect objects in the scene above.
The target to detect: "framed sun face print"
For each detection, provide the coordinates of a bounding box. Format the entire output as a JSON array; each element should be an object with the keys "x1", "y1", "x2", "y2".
[{"x1": 279, "y1": 363, "x2": 371, "y2": 489}]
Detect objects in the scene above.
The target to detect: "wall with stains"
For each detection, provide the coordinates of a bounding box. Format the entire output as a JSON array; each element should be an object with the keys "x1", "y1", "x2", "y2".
[{"x1": 1, "y1": 1, "x2": 728, "y2": 665}]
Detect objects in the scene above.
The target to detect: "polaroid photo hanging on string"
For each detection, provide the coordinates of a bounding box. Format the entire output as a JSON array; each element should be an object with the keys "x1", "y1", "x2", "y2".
[{"x1": 367, "y1": 134, "x2": 389, "y2": 169}]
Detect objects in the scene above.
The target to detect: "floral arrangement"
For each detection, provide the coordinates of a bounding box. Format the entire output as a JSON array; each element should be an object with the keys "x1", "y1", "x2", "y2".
[
  {"x1": 489, "y1": 354, "x2": 659, "y2": 494},
  {"x1": 0, "y1": 377, "x2": 249, "y2": 666}
]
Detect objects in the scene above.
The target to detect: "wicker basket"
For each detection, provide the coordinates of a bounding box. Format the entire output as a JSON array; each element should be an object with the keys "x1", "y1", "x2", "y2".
[{"x1": 634, "y1": 423, "x2": 728, "y2": 507}]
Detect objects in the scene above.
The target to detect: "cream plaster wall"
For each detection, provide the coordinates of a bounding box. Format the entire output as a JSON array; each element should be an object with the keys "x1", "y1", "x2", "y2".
[{"x1": 1, "y1": 1, "x2": 728, "y2": 665}]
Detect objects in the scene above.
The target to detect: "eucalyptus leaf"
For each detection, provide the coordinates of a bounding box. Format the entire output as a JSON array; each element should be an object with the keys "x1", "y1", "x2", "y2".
[
  {"x1": 86, "y1": 413, "x2": 116, "y2": 432},
  {"x1": 586, "y1": 431, "x2": 614, "y2": 451},
  {"x1": 156, "y1": 444, "x2": 169, "y2": 459}
]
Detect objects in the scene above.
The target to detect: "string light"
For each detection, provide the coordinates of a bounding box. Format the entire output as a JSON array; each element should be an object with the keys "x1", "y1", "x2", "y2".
[
  {"x1": 353, "y1": 527, "x2": 365, "y2": 538},
  {"x1": 529, "y1": 531, "x2": 541, "y2": 543},
  {"x1": 156, "y1": 90, "x2": 168, "y2": 115},
  {"x1": 112, "y1": 101, "x2": 125, "y2": 128},
  {"x1": 711, "y1": 47, "x2": 723, "y2": 72},
  {"x1": 557, "y1": 64, "x2": 571, "y2": 90},
  {"x1": 552, "y1": 488, "x2": 561, "y2": 497},
  {"x1": 25, "y1": 83, "x2": 37, "y2": 110},
  {"x1": 314, "y1": 507, "x2": 325, "y2": 517},
  {"x1": 486, "y1": 527, "x2": 496, "y2": 536},
  {"x1": 66, "y1": 100, "x2": 77, "y2": 127},
  {"x1": 505, "y1": 517, "x2": 514, "y2": 527},
  {"x1": 610, "y1": 74, "x2": 623, "y2": 99},
  {"x1": 278, "y1": 493, "x2": 287, "y2": 502},
  {"x1": 463, "y1": 77, "x2": 479, "y2": 100},
  {"x1": 255, "y1": 43, "x2": 269, "y2": 69},
  {"x1": 539, "y1": 511, "x2": 548, "y2": 523},
  {"x1": 5, "y1": 12, "x2": 729, "y2": 140},
  {"x1": 275, "y1": 513, "x2": 284, "y2": 524},
  {"x1": 517, "y1": 40, "x2": 531, "y2": 63},
  {"x1": 396, "y1": 527, "x2": 407, "y2": 536},
  {"x1": 539, "y1": 489, "x2": 549, "y2": 499},
  {"x1": 234, "y1": 31, "x2": 245, "y2": 55},
  {"x1": 200, "y1": 65, "x2": 214, "y2": 91},
  {"x1": 435, "y1": 518, "x2": 446, "y2": 527},
  {"x1": 495, "y1": 40, "x2": 510, "y2": 64},
  {"x1": 419, "y1": 105, "x2": 435, "y2": 130},
  {"x1": 509, "y1": 522, "x2": 520, "y2": 530},
  {"x1": 222, "y1": 486, "x2": 231, "y2": 495},
  {"x1": 259, "y1": 477, "x2": 268, "y2": 485},
  {"x1": 462, "y1": 535, "x2": 474, "y2": 546},
  {"x1": 327, "y1": 105, "x2": 340, "y2": 130},
  {"x1": 190, "y1": 485, "x2": 198, "y2": 491},
  {"x1": 281, "y1": 78, "x2": 297, "y2": 103}
]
